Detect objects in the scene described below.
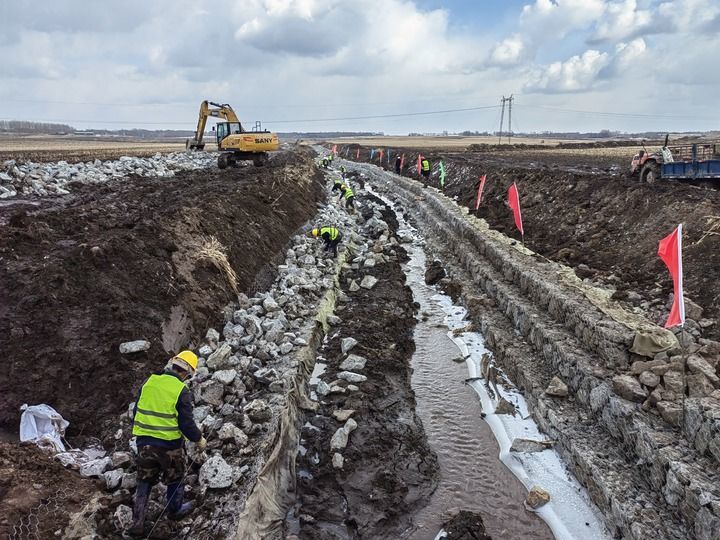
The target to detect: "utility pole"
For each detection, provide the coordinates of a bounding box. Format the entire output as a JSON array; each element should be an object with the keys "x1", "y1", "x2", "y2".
[
  {"x1": 507, "y1": 94, "x2": 514, "y2": 143},
  {"x1": 498, "y1": 96, "x2": 506, "y2": 144}
]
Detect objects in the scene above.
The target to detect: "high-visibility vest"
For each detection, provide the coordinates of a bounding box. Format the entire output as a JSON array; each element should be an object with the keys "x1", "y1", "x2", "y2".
[
  {"x1": 320, "y1": 226, "x2": 339, "y2": 240},
  {"x1": 421, "y1": 159, "x2": 430, "y2": 172},
  {"x1": 344, "y1": 188, "x2": 354, "y2": 199},
  {"x1": 334, "y1": 178, "x2": 342, "y2": 186},
  {"x1": 132, "y1": 374, "x2": 185, "y2": 441}
]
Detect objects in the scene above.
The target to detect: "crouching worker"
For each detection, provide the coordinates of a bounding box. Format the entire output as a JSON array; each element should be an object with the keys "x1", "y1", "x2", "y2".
[
  {"x1": 311, "y1": 226, "x2": 342, "y2": 257},
  {"x1": 129, "y1": 350, "x2": 207, "y2": 536},
  {"x1": 340, "y1": 184, "x2": 355, "y2": 210},
  {"x1": 332, "y1": 177, "x2": 343, "y2": 192}
]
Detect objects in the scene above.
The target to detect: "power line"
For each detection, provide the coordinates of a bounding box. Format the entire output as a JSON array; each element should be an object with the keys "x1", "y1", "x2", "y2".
[{"x1": 514, "y1": 103, "x2": 709, "y2": 120}]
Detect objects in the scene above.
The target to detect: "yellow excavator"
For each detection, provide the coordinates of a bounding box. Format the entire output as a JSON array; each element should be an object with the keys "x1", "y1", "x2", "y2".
[{"x1": 186, "y1": 100, "x2": 279, "y2": 168}]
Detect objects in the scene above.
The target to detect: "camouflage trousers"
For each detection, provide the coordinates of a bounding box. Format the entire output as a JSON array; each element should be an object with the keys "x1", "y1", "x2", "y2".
[{"x1": 136, "y1": 445, "x2": 185, "y2": 485}]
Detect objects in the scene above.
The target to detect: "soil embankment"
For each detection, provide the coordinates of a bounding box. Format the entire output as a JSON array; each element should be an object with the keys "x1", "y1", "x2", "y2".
[
  {"x1": 339, "y1": 145, "x2": 720, "y2": 339},
  {"x1": 0, "y1": 150, "x2": 324, "y2": 437}
]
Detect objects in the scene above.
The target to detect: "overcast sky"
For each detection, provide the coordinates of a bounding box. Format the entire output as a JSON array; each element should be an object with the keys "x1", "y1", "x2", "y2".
[{"x1": 1, "y1": 0, "x2": 719, "y2": 134}]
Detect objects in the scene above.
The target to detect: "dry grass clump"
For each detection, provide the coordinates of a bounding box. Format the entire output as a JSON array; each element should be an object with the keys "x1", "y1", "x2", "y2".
[{"x1": 196, "y1": 236, "x2": 238, "y2": 293}]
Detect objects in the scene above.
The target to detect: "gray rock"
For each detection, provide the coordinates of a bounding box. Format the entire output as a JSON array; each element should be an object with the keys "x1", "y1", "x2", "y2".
[
  {"x1": 80, "y1": 457, "x2": 113, "y2": 478},
  {"x1": 212, "y1": 369, "x2": 237, "y2": 386},
  {"x1": 207, "y1": 343, "x2": 232, "y2": 370},
  {"x1": 198, "y1": 345, "x2": 213, "y2": 357},
  {"x1": 349, "y1": 280, "x2": 360, "y2": 292},
  {"x1": 120, "y1": 472, "x2": 137, "y2": 490},
  {"x1": 206, "y1": 328, "x2": 220, "y2": 348},
  {"x1": 340, "y1": 354, "x2": 367, "y2": 371},
  {"x1": 316, "y1": 380, "x2": 331, "y2": 397},
  {"x1": 195, "y1": 380, "x2": 225, "y2": 407},
  {"x1": 337, "y1": 371, "x2": 367, "y2": 383},
  {"x1": 657, "y1": 401, "x2": 682, "y2": 427},
  {"x1": 110, "y1": 451, "x2": 133, "y2": 469},
  {"x1": 545, "y1": 376, "x2": 569, "y2": 397},
  {"x1": 193, "y1": 405, "x2": 211, "y2": 424},
  {"x1": 494, "y1": 397, "x2": 517, "y2": 415},
  {"x1": 218, "y1": 423, "x2": 249, "y2": 446},
  {"x1": 103, "y1": 469, "x2": 124, "y2": 490},
  {"x1": 114, "y1": 504, "x2": 133, "y2": 530},
  {"x1": 263, "y1": 296, "x2": 280, "y2": 312},
  {"x1": 612, "y1": 375, "x2": 648, "y2": 403},
  {"x1": 510, "y1": 438, "x2": 554, "y2": 453},
  {"x1": 199, "y1": 455, "x2": 235, "y2": 489},
  {"x1": 245, "y1": 399, "x2": 272, "y2": 422},
  {"x1": 332, "y1": 409, "x2": 355, "y2": 422},
  {"x1": 687, "y1": 373, "x2": 716, "y2": 397},
  {"x1": 639, "y1": 371, "x2": 661, "y2": 388},
  {"x1": 330, "y1": 418, "x2": 358, "y2": 450},
  {"x1": 663, "y1": 371, "x2": 686, "y2": 394},
  {"x1": 332, "y1": 453, "x2": 344, "y2": 469},
  {"x1": 360, "y1": 275, "x2": 378, "y2": 289},
  {"x1": 327, "y1": 315, "x2": 342, "y2": 326},
  {"x1": 119, "y1": 340, "x2": 150, "y2": 354},
  {"x1": 687, "y1": 355, "x2": 720, "y2": 385},
  {"x1": 341, "y1": 337, "x2": 358, "y2": 354},
  {"x1": 279, "y1": 342, "x2": 294, "y2": 355}
]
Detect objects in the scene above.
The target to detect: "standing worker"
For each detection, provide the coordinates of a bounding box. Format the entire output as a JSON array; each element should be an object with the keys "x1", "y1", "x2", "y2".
[
  {"x1": 129, "y1": 351, "x2": 207, "y2": 536},
  {"x1": 421, "y1": 156, "x2": 431, "y2": 180},
  {"x1": 311, "y1": 226, "x2": 342, "y2": 257},
  {"x1": 395, "y1": 155, "x2": 402, "y2": 174},
  {"x1": 340, "y1": 165, "x2": 347, "y2": 179}
]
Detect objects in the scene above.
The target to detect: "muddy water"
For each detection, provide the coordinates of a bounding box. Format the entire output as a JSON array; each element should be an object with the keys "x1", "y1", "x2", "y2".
[{"x1": 402, "y1": 245, "x2": 554, "y2": 540}]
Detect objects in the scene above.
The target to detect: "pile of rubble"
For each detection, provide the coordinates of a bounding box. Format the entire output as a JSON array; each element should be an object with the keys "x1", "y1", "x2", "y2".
[
  {"x1": 62, "y1": 171, "x2": 366, "y2": 538},
  {"x1": 0, "y1": 152, "x2": 216, "y2": 198}
]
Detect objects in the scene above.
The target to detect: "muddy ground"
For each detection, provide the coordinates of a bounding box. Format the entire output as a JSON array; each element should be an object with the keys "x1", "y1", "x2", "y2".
[
  {"x1": 287, "y1": 198, "x2": 439, "y2": 538},
  {"x1": 338, "y1": 145, "x2": 720, "y2": 339}
]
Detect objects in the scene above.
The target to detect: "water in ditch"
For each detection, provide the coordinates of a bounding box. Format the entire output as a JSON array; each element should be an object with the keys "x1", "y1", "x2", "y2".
[{"x1": 360, "y1": 177, "x2": 610, "y2": 540}]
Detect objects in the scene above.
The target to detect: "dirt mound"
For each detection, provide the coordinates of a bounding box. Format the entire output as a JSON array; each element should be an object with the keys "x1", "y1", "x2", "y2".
[
  {"x1": 0, "y1": 150, "x2": 324, "y2": 438},
  {"x1": 0, "y1": 442, "x2": 96, "y2": 538},
  {"x1": 442, "y1": 510, "x2": 492, "y2": 540},
  {"x1": 340, "y1": 145, "x2": 720, "y2": 338}
]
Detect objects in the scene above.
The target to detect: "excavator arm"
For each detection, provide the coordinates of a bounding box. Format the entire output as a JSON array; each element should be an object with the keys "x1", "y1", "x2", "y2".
[{"x1": 186, "y1": 101, "x2": 242, "y2": 150}]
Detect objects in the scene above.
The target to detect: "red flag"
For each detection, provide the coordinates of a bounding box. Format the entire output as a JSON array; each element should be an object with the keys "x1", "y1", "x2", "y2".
[
  {"x1": 356, "y1": 148, "x2": 360, "y2": 159},
  {"x1": 417, "y1": 154, "x2": 423, "y2": 174},
  {"x1": 475, "y1": 174, "x2": 487, "y2": 210},
  {"x1": 332, "y1": 144, "x2": 337, "y2": 155},
  {"x1": 379, "y1": 149, "x2": 384, "y2": 162},
  {"x1": 400, "y1": 153, "x2": 405, "y2": 170},
  {"x1": 658, "y1": 224, "x2": 685, "y2": 328},
  {"x1": 507, "y1": 182, "x2": 523, "y2": 236}
]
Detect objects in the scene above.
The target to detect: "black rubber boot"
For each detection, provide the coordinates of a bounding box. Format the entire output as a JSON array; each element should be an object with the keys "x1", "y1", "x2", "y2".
[
  {"x1": 128, "y1": 481, "x2": 151, "y2": 536},
  {"x1": 166, "y1": 482, "x2": 194, "y2": 520}
]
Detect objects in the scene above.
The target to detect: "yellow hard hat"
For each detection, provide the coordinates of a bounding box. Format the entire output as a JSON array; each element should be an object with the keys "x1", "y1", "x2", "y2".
[
  {"x1": 311, "y1": 228, "x2": 320, "y2": 237},
  {"x1": 172, "y1": 350, "x2": 198, "y2": 372}
]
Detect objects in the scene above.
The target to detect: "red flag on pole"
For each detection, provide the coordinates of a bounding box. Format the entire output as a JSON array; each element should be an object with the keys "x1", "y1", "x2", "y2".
[
  {"x1": 475, "y1": 174, "x2": 487, "y2": 210},
  {"x1": 400, "y1": 153, "x2": 405, "y2": 170},
  {"x1": 379, "y1": 149, "x2": 384, "y2": 162},
  {"x1": 417, "y1": 154, "x2": 423, "y2": 174},
  {"x1": 507, "y1": 182, "x2": 524, "y2": 237},
  {"x1": 658, "y1": 224, "x2": 686, "y2": 328},
  {"x1": 356, "y1": 148, "x2": 360, "y2": 159},
  {"x1": 332, "y1": 144, "x2": 337, "y2": 155}
]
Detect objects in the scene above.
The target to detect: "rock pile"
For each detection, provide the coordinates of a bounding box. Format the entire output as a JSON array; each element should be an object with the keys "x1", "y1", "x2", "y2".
[{"x1": 0, "y1": 152, "x2": 216, "y2": 198}]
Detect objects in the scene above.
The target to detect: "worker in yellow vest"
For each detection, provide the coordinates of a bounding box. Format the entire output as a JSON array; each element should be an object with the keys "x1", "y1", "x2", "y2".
[
  {"x1": 421, "y1": 157, "x2": 431, "y2": 179},
  {"x1": 340, "y1": 184, "x2": 355, "y2": 210},
  {"x1": 311, "y1": 226, "x2": 342, "y2": 256},
  {"x1": 129, "y1": 350, "x2": 206, "y2": 536}
]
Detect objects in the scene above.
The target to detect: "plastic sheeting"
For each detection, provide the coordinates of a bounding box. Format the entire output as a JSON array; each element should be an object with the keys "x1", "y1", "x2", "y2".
[{"x1": 19, "y1": 403, "x2": 69, "y2": 452}]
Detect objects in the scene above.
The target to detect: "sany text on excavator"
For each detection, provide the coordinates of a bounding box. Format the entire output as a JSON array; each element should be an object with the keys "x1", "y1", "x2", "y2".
[{"x1": 186, "y1": 101, "x2": 279, "y2": 168}]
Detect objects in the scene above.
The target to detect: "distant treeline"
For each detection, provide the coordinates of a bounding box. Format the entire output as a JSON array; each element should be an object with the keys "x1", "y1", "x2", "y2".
[{"x1": 0, "y1": 120, "x2": 75, "y2": 134}]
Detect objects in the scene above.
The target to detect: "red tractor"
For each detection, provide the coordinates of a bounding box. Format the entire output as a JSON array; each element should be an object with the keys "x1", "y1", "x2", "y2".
[
  {"x1": 630, "y1": 135, "x2": 672, "y2": 184},
  {"x1": 631, "y1": 134, "x2": 720, "y2": 183}
]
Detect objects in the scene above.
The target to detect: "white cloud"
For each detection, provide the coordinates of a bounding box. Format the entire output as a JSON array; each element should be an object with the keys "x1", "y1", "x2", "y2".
[
  {"x1": 591, "y1": 0, "x2": 654, "y2": 42},
  {"x1": 520, "y1": 0, "x2": 606, "y2": 40},
  {"x1": 525, "y1": 49, "x2": 610, "y2": 92},
  {"x1": 487, "y1": 35, "x2": 527, "y2": 67}
]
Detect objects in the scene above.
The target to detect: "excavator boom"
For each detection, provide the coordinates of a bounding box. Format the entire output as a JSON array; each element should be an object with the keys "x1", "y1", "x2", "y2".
[{"x1": 187, "y1": 100, "x2": 241, "y2": 150}]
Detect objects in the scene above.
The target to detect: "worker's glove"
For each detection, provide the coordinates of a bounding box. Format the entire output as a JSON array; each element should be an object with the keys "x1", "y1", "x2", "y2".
[{"x1": 197, "y1": 437, "x2": 207, "y2": 451}]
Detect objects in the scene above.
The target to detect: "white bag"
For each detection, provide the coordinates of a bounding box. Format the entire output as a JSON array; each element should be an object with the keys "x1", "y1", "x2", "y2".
[{"x1": 19, "y1": 404, "x2": 70, "y2": 453}]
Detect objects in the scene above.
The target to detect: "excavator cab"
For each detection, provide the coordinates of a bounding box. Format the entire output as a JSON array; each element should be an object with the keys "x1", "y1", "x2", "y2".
[{"x1": 216, "y1": 122, "x2": 244, "y2": 144}]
